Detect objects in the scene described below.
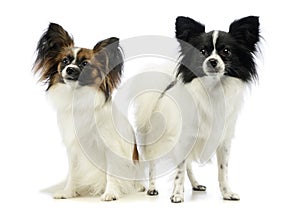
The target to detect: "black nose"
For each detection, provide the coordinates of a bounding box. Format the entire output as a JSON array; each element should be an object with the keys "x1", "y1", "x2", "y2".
[
  {"x1": 209, "y1": 59, "x2": 218, "y2": 68},
  {"x1": 66, "y1": 67, "x2": 80, "y2": 80},
  {"x1": 66, "y1": 67, "x2": 76, "y2": 75}
]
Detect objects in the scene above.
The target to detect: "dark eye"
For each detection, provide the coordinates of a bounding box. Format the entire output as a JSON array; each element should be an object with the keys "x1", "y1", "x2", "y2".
[
  {"x1": 62, "y1": 57, "x2": 70, "y2": 65},
  {"x1": 222, "y1": 48, "x2": 231, "y2": 56},
  {"x1": 81, "y1": 61, "x2": 88, "y2": 67},
  {"x1": 200, "y1": 48, "x2": 207, "y2": 55}
]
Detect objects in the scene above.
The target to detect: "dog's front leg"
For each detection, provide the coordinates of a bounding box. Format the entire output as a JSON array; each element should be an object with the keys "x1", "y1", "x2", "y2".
[
  {"x1": 170, "y1": 161, "x2": 186, "y2": 203},
  {"x1": 101, "y1": 174, "x2": 120, "y2": 201},
  {"x1": 54, "y1": 146, "x2": 78, "y2": 199},
  {"x1": 217, "y1": 143, "x2": 240, "y2": 200}
]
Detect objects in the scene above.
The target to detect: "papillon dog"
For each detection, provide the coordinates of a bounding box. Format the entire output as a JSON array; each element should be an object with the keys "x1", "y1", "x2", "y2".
[
  {"x1": 33, "y1": 23, "x2": 144, "y2": 201},
  {"x1": 132, "y1": 16, "x2": 260, "y2": 202}
]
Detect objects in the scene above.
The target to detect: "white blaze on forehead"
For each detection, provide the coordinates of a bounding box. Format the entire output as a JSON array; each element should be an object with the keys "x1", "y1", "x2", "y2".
[
  {"x1": 212, "y1": 30, "x2": 219, "y2": 50},
  {"x1": 72, "y1": 47, "x2": 81, "y2": 64},
  {"x1": 209, "y1": 31, "x2": 219, "y2": 57},
  {"x1": 62, "y1": 47, "x2": 81, "y2": 81},
  {"x1": 203, "y1": 30, "x2": 225, "y2": 75}
]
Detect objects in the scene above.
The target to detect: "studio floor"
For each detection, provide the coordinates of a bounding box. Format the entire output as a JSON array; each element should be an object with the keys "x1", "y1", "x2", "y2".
[{"x1": 2, "y1": 160, "x2": 298, "y2": 213}]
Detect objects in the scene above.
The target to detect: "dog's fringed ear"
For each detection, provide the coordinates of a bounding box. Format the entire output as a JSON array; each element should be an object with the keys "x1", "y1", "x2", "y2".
[
  {"x1": 92, "y1": 37, "x2": 123, "y2": 100},
  {"x1": 93, "y1": 37, "x2": 119, "y2": 53},
  {"x1": 175, "y1": 16, "x2": 205, "y2": 42},
  {"x1": 93, "y1": 37, "x2": 123, "y2": 77},
  {"x1": 229, "y1": 16, "x2": 260, "y2": 52},
  {"x1": 33, "y1": 23, "x2": 74, "y2": 82}
]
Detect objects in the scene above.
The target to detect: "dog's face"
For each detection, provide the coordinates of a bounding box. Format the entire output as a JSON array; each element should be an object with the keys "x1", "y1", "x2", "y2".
[
  {"x1": 175, "y1": 16, "x2": 260, "y2": 83},
  {"x1": 57, "y1": 45, "x2": 119, "y2": 88},
  {"x1": 34, "y1": 23, "x2": 123, "y2": 100},
  {"x1": 190, "y1": 30, "x2": 229, "y2": 77},
  {"x1": 57, "y1": 47, "x2": 93, "y2": 85}
]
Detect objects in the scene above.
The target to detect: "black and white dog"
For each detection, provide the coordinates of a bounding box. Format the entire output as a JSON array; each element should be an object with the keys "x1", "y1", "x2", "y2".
[{"x1": 132, "y1": 16, "x2": 260, "y2": 202}]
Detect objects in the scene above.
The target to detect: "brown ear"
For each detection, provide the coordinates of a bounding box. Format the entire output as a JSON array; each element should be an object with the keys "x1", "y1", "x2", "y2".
[
  {"x1": 92, "y1": 37, "x2": 121, "y2": 71},
  {"x1": 33, "y1": 23, "x2": 74, "y2": 83},
  {"x1": 93, "y1": 37, "x2": 119, "y2": 52},
  {"x1": 92, "y1": 37, "x2": 123, "y2": 100}
]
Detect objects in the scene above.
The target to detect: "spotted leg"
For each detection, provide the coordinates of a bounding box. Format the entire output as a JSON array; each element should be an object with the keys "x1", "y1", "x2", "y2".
[
  {"x1": 147, "y1": 161, "x2": 159, "y2": 196},
  {"x1": 170, "y1": 161, "x2": 186, "y2": 203},
  {"x1": 216, "y1": 143, "x2": 240, "y2": 200}
]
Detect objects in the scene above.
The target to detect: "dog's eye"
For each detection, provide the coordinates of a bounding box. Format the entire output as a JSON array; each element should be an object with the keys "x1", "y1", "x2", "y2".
[
  {"x1": 81, "y1": 61, "x2": 88, "y2": 67},
  {"x1": 200, "y1": 49, "x2": 207, "y2": 55},
  {"x1": 222, "y1": 48, "x2": 231, "y2": 56},
  {"x1": 62, "y1": 57, "x2": 70, "y2": 65},
  {"x1": 80, "y1": 61, "x2": 89, "y2": 68}
]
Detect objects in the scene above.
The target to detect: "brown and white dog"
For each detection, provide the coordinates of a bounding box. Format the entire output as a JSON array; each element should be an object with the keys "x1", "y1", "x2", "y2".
[{"x1": 33, "y1": 23, "x2": 144, "y2": 201}]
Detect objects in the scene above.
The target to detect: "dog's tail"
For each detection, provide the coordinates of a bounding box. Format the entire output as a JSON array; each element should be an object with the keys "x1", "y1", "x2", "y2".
[{"x1": 130, "y1": 91, "x2": 161, "y2": 165}]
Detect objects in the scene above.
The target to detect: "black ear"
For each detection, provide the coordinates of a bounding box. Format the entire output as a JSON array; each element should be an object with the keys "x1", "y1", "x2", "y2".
[
  {"x1": 175, "y1": 16, "x2": 205, "y2": 42},
  {"x1": 229, "y1": 16, "x2": 260, "y2": 52}
]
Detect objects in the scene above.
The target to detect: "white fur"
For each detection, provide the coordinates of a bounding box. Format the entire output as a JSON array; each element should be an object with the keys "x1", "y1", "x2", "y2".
[
  {"x1": 61, "y1": 48, "x2": 81, "y2": 84},
  {"x1": 132, "y1": 72, "x2": 246, "y2": 202},
  {"x1": 186, "y1": 76, "x2": 245, "y2": 162},
  {"x1": 212, "y1": 30, "x2": 218, "y2": 48},
  {"x1": 47, "y1": 83, "x2": 144, "y2": 201},
  {"x1": 203, "y1": 31, "x2": 225, "y2": 76},
  {"x1": 132, "y1": 89, "x2": 182, "y2": 196}
]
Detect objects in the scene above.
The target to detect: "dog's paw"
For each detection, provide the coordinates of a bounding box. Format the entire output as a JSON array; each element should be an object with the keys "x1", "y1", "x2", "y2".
[
  {"x1": 170, "y1": 194, "x2": 184, "y2": 203},
  {"x1": 192, "y1": 185, "x2": 207, "y2": 191},
  {"x1": 100, "y1": 193, "x2": 118, "y2": 201},
  {"x1": 223, "y1": 192, "x2": 240, "y2": 201},
  {"x1": 53, "y1": 190, "x2": 77, "y2": 199},
  {"x1": 147, "y1": 189, "x2": 159, "y2": 196},
  {"x1": 136, "y1": 183, "x2": 146, "y2": 192}
]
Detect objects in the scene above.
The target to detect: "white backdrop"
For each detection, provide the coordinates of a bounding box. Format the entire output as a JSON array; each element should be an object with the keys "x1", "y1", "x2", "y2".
[{"x1": 1, "y1": 0, "x2": 299, "y2": 212}]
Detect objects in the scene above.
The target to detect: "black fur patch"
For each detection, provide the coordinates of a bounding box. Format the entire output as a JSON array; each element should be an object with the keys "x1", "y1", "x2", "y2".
[
  {"x1": 175, "y1": 16, "x2": 260, "y2": 83},
  {"x1": 159, "y1": 80, "x2": 177, "y2": 98}
]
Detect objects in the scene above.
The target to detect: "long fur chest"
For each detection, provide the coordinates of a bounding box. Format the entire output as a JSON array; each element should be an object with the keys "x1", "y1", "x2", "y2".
[
  {"x1": 188, "y1": 77, "x2": 245, "y2": 127},
  {"x1": 46, "y1": 84, "x2": 109, "y2": 193},
  {"x1": 47, "y1": 83, "x2": 106, "y2": 147},
  {"x1": 183, "y1": 76, "x2": 246, "y2": 162},
  {"x1": 47, "y1": 83, "x2": 136, "y2": 178}
]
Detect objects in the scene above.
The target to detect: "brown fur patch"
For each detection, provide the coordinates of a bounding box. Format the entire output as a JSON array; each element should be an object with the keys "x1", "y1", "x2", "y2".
[
  {"x1": 33, "y1": 23, "x2": 74, "y2": 89},
  {"x1": 132, "y1": 142, "x2": 139, "y2": 163},
  {"x1": 33, "y1": 23, "x2": 123, "y2": 98},
  {"x1": 70, "y1": 46, "x2": 123, "y2": 100},
  {"x1": 90, "y1": 37, "x2": 123, "y2": 100},
  {"x1": 77, "y1": 48, "x2": 94, "y2": 61}
]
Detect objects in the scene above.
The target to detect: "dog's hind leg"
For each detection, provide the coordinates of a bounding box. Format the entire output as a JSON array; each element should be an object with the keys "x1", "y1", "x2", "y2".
[
  {"x1": 187, "y1": 162, "x2": 206, "y2": 191},
  {"x1": 147, "y1": 161, "x2": 159, "y2": 196},
  {"x1": 170, "y1": 161, "x2": 186, "y2": 203}
]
